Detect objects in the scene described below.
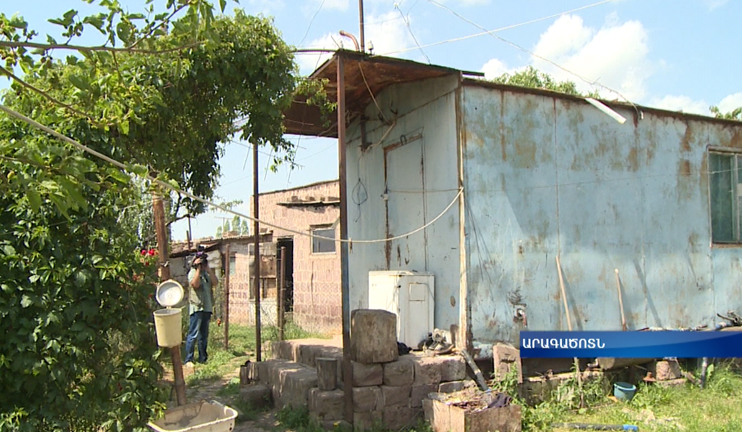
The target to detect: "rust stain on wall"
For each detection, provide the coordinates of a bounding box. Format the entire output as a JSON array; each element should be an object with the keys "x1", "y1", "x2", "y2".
[{"x1": 680, "y1": 124, "x2": 693, "y2": 153}]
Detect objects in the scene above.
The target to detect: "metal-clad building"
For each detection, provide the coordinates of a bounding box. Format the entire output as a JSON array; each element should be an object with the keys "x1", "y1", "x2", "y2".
[{"x1": 285, "y1": 51, "x2": 742, "y2": 356}]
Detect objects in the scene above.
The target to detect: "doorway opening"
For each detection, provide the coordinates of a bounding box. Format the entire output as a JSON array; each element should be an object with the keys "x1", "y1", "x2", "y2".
[{"x1": 277, "y1": 238, "x2": 294, "y2": 315}]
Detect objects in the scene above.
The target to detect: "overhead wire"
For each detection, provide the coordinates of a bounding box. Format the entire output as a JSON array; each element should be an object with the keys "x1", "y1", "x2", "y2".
[
  {"x1": 298, "y1": 0, "x2": 327, "y2": 47},
  {"x1": 424, "y1": 0, "x2": 638, "y2": 110},
  {"x1": 381, "y1": 0, "x2": 614, "y2": 56},
  {"x1": 0, "y1": 103, "x2": 462, "y2": 245},
  {"x1": 394, "y1": 3, "x2": 431, "y2": 63}
]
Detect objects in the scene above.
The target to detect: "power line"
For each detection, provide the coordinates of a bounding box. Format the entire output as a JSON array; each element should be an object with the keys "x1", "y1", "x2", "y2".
[
  {"x1": 424, "y1": 0, "x2": 637, "y2": 108},
  {"x1": 298, "y1": 0, "x2": 327, "y2": 47},
  {"x1": 394, "y1": 4, "x2": 431, "y2": 63},
  {"x1": 0, "y1": 103, "x2": 462, "y2": 245},
  {"x1": 381, "y1": 0, "x2": 614, "y2": 56}
]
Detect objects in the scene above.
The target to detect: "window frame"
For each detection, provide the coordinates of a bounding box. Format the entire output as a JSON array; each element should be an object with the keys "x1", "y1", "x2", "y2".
[
  {"x1": 709, "y1": 148, "x2": 742, "y2": 245},
  {"x1": 311, "y1": 225, "x2": 337, "y2": 255}
]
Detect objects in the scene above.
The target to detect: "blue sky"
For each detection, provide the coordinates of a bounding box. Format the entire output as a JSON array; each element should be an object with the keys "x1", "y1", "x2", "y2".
[{"x1": 4, "y1": 0, "x2": 741, "y2": 240}]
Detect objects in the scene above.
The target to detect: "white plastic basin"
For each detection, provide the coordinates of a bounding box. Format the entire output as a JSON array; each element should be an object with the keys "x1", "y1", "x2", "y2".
[{"x1": 147, "y1": 400, "x2": 237, "y2": 432}]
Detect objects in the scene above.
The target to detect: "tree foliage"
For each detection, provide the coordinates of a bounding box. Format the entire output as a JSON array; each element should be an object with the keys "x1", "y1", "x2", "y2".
[
  {"x1": 492, "y1": 66, "x2": 600, "y2": 98},
  {"x1": 711, "y1": 105, "x2": 742, "y2": 121},
  {"x1": 0, "y1": 1, "x2": 319, "y2": 429}
]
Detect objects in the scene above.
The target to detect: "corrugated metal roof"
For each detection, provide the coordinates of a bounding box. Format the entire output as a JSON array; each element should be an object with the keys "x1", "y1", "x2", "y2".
[{"x1": 283, "y1": 50, "x2": 468, "y2": 137}]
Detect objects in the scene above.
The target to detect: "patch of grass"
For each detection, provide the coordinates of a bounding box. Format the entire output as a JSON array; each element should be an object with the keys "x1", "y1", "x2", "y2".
[
  {"x1": 216, "y1": 377, "x2": 240, "y2": 397},
  {"x1": 553, "y1": 362, "x2": 742, "y2": 432}
]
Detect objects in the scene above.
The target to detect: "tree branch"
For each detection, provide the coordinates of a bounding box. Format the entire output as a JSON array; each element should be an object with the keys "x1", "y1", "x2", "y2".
[
  {"x1": 0, "y1": 65, "x2": 103, "y2": 126},
  {"x1": 129, "y1": 3, "x2": 189, "y2": 49},
  {"x1": 0, "y1": 40, "x2": 201, "y2": 55}
]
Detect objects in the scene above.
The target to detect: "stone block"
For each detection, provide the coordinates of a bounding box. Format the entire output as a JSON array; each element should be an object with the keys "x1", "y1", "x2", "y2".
[
  {"x1": 353, "y1": 411, "x2": 383, "y2": 431},
  {"x1": 353, "y1": 361, "x2": 383, "y2": 387},
  {"x1": 494, "y1": 343, "x2": 523, "y2": 383},
  {"x1": 438, "y1": 380, "x2": 466, "y2": 394},
  {"x1": 351, "y1": 309, "x2": 398, "y2": 364},
  {"x1": 317, "y1": 357, "x2": 338, "y2": 390},
  {"x1": 275, "y1": 364, "x2": 318, "y2": 409},
  {"x1": 439, "y1": 356, "x2": 466, "y2": 382},
  {"x1": 383, "y1": 406, "x2": 422, "y2": 430},
  {"x1": 309, "y1": 388, "x2": 344, "y2": 421},
  {"x1": 353, "y1": 386, "x2": 383, "y2": 413},
  {"x1": 649, "y1": 360, "x2": 682, "y2": 381},
  {"x1": 410, "y1": 384, "x2": 437, "y2": 408},
  {"x1": 383, "y1": 357, "x2": 415, "y2": 386},
  {"x1": 411, "y1": 356, "x2": 442, "y2": 385},
  {"x1": 239, "y1": 383, "x2": 271, "y2": 409},
  {"x1": 381, "y1": 385, "x2": 411, "y2": 407}
]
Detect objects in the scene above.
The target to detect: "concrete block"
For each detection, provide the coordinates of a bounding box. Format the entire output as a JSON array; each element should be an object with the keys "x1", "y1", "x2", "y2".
[
  {"x1": 439, "y1": 356, "x2": 466, "y2": 382},
  {"x1": 272, "y1": 363, "x2": 318, "y2": 409},
  {"x1": 239, "y1": 383, "x2": 271, "y2": 409},
  {"x1": 317, "y1": 357, "x2": 338, "y2": 390},
  {"x1": 351, "y1": 309, "x2": 399, "y2": 364},
  {"x1": 438, "y1": 380, "x2": 466, "y2": 394},
  {"x1": 494, "y1": 343, "x2": 523, "y2": 383},
  {"x1": 425, "y1": 397, "x2": 522, "y2": 432},
  {"x1": 381, "y1": 385, "x2": 411, "y2": 407},
  {"x1": 411, "y1": 356, "x2": 442, "y2": 385},
  {"x1": 383, "y1": 356, "x2": 415, "y2": 386},
  {"x1": 353, "y1": 386, "x2": 383, "y2": 413},
  {"x1": 410, "y1": 384, "x2": 437, "y2": 408},
  {"x1": 309, "y1": 388, "x2": 344, "y2": 421},
  {"x1": 353, "y1": 411, "x2": 382, "y2": 431},
  {"x1": 352, "y1": 361, "x2": 383, "y2": 387},
  {"x1": 383, "y1": 406, "x2": 422, "y2": 430}
]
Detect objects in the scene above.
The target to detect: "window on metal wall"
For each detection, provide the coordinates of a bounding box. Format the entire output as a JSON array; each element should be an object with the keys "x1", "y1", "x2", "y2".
[
  {"x1": 311, "y1": 226, "x2": 336, "y2": 254},
  {"x1": 709, "y1": 151, "x2": 742, "y2": 243}
]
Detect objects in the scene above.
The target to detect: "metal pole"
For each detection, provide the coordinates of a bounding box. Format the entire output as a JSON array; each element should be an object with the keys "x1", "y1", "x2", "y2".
[
  {"x1": 153, "y1": 192, "x2": 186, "y2": 406},
  {"x1": 337, "y1": 53, "x2": 353, "y2": 424},
  {"x1": 224, "y1": 244, "x2": 230, "y2": 350},
  {"x1": 358, "y1": 0, "x2": 365, "y2": 52},
  {"x1": 278, "y1": 246, "x2": 286, "y2": 341},
  {"x1": 253, "y1": 143, "x2": 262, "y2": 362},
  {"x1": 187, "y1": 215, "x2": 192, "y2": 249}
]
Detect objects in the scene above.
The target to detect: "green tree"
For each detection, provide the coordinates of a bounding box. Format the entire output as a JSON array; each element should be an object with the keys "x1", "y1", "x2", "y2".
[
  {"x1": 0, "y1": 1, "x2": 327, "y2": 429},
  {"x1": 241, "y1": 219, "x2": 249, "y2": 235},
  {"x1": 492, "y1": 66, "x2": 600, "y2": 98},
  {"x1": 710, "y1": 106, "x2": 742, "y2": 121}
]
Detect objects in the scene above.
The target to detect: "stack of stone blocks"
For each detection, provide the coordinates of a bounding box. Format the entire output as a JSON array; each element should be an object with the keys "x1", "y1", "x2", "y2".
[{"x1": 307, "y1": 309, "x2": 474, "y2": 430}]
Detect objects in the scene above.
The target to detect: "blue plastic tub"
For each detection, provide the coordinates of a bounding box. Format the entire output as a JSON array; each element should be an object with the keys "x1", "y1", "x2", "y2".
[{"x1": 614, "y1": 382, "x2": 637, "y2": 402}]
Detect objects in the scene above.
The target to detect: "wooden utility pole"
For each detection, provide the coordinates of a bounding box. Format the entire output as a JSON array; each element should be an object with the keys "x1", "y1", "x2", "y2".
[
  {"x1": 224, "y1": 244, "x2": 230, "y2": 350},
  {"x1": 337, "y1": 52, "x2": 353, "y2": 424},
  {"x1": 253, "y1": 143, "x2": 262, "y2": 362},
  {"x1": 152, "y1": 191, "x2": 187, "y2": 406},
  {"x1": 278, "y1": 246, "x2": 286, "y2": 341}
]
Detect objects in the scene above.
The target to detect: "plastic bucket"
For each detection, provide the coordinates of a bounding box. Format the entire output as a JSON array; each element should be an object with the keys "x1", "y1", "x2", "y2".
[
  {"x1": 154, "y1": 308, "x2": 182, "y2": 348},
  {"x1": 614, "y1": 381, "x2": 637, "y2": 402}
]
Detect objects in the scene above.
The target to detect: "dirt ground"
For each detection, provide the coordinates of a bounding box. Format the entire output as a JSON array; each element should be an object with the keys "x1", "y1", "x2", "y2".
[{"x1": 162, "y1": 363, "x2": 280, "y2": 432}]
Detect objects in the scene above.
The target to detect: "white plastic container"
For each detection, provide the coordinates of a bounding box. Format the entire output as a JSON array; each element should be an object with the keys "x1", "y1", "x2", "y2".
[
  {"x1": 153, "y1": 308, "x2": 182, "y2": 348},
  {"x1": 148, "y1": 400, "x2": 237, "y2": 432}
]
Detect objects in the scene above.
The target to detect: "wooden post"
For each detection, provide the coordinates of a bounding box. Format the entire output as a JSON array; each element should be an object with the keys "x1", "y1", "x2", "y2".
[
  {"x1": 153, "y1": 192, "x2": 186, "y2": 406},
  {"x1": 224, "y1": 244, "x2": 230, "y2": 350},
  {"x1": 278, "y1": 246, "x2": 286, "y2": 341},
  {"x1": 337, "y1": 52, "x2": 354, "y2": 424},
  {"x1": 317, "y1": 357, "x2": 338, "y2": 391},
  {"x1": 253, "y1": 142, "x2": 262, "y2": 362}
]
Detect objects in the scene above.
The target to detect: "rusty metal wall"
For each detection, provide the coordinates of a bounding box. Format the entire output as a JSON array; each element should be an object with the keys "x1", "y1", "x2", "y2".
[
  {"x1": 345, "y1": 75, "x2": 463, "y2": 333},
  {"x1": 462, "y1": 83, "x2": 742, "y2": 346}
]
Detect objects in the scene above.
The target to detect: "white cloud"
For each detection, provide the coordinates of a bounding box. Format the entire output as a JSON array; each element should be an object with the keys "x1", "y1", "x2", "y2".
[
  {"x1": 296, "y1": 33, "x2": 344, "y2": 75},
  {"x1": 365, "y1": 11, "x2": 415, "y2": 57},
  {"x1": 481, "y1": 58, "x2": 510, "y2": 80},
  {"x1": 652, "y1": 95, "x2": 710, "y2": 116},
  {"x1": 529, "y1": 14, "x2": 653, "y2": 101},
  {"x1": 479, "y1": 14, "x2": 654, "y2": 101},
  {"x1": 718, "y1": 92, "x2": 742, "y2": 112},
  {"x1": 705, "y1": 0, "x2": 729, "y2": 10}
]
